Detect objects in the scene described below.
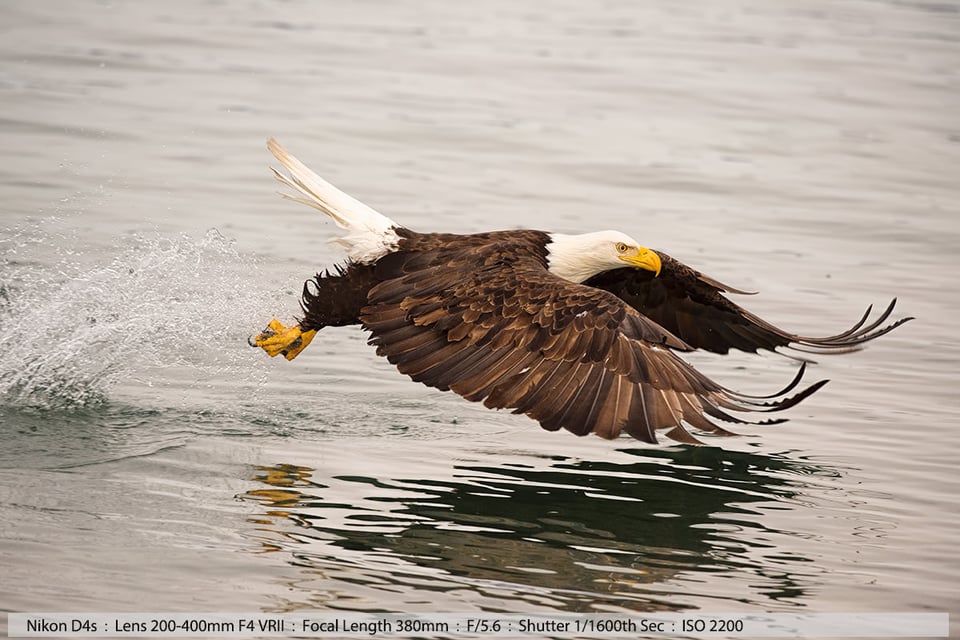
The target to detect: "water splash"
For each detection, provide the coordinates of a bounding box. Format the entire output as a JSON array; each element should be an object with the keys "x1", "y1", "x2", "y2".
[{"x1": 0, "y1": 223, "x2": 284, "y2": 409}]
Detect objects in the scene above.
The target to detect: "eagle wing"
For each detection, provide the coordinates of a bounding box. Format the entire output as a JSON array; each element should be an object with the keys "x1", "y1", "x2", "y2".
[
  {"x1": 361, "y1": 248, "x2": 823, "y2": 444},
  {"x1": 584, "y1": 252, "x2": 912, "y2": 356}
]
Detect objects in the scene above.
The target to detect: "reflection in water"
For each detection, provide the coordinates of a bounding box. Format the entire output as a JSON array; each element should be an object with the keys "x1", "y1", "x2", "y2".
[{"x1": 241, "y1": 448, "x2": 835, "y2": 612}]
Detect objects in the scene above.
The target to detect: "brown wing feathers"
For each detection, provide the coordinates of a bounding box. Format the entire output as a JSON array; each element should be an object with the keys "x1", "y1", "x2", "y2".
[
  {"x1": 584, "y1": 252, "x2": 913, "y2": 356},
  {"x1": 361, "y1": 246, "x2": 824, "y2": 445}
]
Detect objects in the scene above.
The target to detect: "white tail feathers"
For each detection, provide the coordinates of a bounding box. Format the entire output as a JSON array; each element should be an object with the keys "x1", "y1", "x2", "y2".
[{"x1": 267, "y1": 138, "x2": 400, "y2": 263}]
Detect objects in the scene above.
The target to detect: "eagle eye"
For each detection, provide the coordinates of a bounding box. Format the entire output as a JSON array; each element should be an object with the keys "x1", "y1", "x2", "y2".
[{"x1": 616, "y1": 242, "x2": 629, "y2": 253}]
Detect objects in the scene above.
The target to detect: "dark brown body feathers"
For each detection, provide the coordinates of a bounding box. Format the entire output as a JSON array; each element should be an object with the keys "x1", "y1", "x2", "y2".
[{"x1": 299, "y1": 262, "x2": 378, "y2": 330}]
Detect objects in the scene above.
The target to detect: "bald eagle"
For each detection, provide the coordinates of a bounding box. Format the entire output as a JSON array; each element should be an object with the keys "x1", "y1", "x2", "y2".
[{"x1": 250, "y1": 139, "x2": 910, "y2": 445}]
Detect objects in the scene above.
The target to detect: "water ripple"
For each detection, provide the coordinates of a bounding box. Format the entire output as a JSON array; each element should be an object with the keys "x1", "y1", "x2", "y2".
[{"x1": 239, "y1": 445, "x2": 850, "y2": 612}]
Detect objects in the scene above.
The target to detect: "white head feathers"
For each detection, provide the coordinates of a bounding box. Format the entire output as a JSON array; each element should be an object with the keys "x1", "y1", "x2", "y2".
[{"x1": 545, "y1": 230, "x2": 647, "y2": 283}]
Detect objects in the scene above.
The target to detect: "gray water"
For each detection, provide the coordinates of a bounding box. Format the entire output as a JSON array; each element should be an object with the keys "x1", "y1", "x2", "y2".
[{"x1": 2, "y1": 0, "x2": 959, "y2": 631}]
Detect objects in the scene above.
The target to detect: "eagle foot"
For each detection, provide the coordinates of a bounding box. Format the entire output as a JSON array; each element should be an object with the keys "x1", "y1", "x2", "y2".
[{"x1": 249, "y1": 318, "x2": 316, "y2": 361}]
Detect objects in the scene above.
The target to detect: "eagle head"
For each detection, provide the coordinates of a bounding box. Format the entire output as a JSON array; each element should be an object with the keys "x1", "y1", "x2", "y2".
[{"x1": 546, "y1": 230, "x2": 661, "y2": 283}]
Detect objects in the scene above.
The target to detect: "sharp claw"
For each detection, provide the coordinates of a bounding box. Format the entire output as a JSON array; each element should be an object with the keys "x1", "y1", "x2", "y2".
[
  {"x1": 248, "y1": 327, "x2": 276, "y2": 347},
  {"x1": 249, "y1": 319, "x2": 315, "y2": 359}
]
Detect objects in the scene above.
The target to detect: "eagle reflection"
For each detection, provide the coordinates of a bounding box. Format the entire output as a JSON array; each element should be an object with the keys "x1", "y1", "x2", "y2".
[{"x1": 240, "y1": 447, "x2": 827, "y2": 611}]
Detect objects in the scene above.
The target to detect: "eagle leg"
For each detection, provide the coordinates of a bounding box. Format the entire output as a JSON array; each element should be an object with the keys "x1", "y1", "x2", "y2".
[{"x1": 248, "y1": 318, "x2": 317, "y2": 361}]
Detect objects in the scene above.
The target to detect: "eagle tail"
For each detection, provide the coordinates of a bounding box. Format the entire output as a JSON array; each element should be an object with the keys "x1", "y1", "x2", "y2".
[{"x1": 266, "y1": 138, "x2": 400, "y2": 262}]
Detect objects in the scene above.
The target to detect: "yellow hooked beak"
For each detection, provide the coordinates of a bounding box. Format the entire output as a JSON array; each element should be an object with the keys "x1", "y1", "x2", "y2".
[{"x1": 619, "y1": 246, "x2": 662, "y2": 276}]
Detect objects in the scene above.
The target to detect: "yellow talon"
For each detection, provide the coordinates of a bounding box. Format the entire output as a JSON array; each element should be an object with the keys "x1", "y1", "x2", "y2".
[{"x1": 249, "y1": 319, "x2": 317, "y2": 361}]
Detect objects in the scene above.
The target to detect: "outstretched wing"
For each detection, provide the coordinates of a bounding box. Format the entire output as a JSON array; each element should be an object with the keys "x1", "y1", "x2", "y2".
[
  {"x1": 361, "y1": 245, "x2": 823, "y2": 444},
  {"x1": 584, "y1": 252, "x2": 912, "y2": 356}
]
